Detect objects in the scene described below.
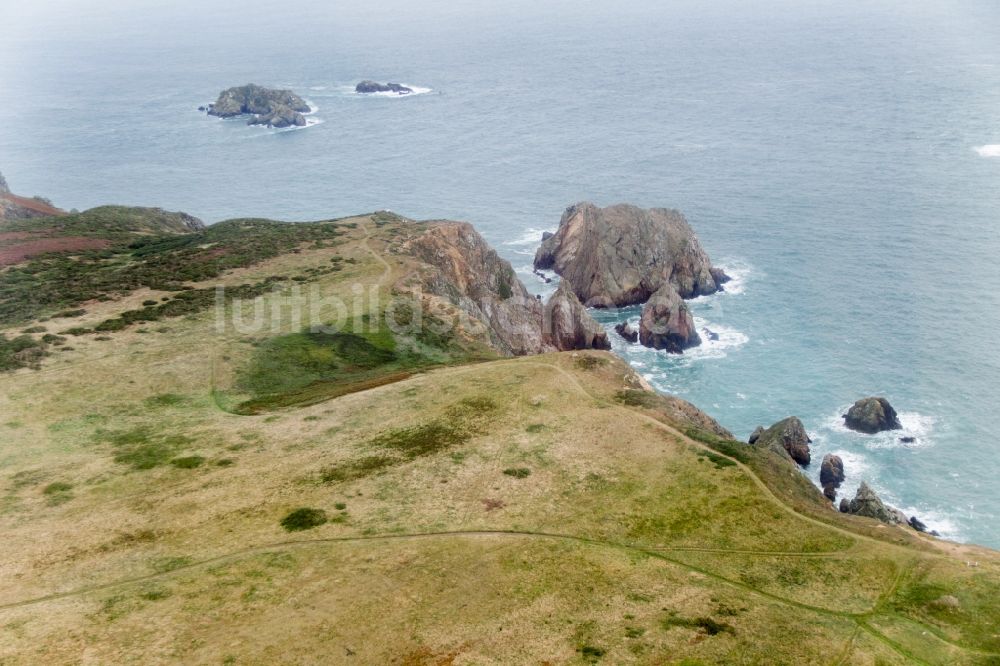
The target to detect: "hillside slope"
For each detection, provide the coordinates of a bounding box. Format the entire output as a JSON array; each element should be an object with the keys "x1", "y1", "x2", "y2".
[{"x1": 0, "y1": 211, "x2": 998, "y2": 664}]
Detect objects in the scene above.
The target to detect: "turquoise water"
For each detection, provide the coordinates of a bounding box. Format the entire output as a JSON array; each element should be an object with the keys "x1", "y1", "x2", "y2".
[{"x1": 2, "y1": 1, "x2": 999, "y2": 544}]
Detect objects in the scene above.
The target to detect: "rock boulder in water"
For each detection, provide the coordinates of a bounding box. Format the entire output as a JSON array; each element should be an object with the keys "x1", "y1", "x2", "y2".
[
  {"x1": 638, "y1": 283, "x2": 700, "y2": 353},
  {"x1": 820, "y1": 454, "x2": 845, "y2": 501},
  {"x1": 844, "y1": 397, "x2": 902, "y2": 433},
  {"x1": 752, "y1": 417, "x2": 812, "y2": 467},
  {"x1": 533, "y1": 202, "x2": 728, "y2": 307},
  {"x1": 614, "y1": 321, "x2": 638, "y2": 343},
  {"x1": 356, "y1": 81, "x2": 413, "y2": 95}
]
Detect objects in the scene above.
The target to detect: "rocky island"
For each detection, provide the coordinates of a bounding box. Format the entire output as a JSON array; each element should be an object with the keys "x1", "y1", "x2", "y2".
[
  {"x1": 355, "y1": 80, "x2": 414, "y2": 95},
  {"x1": 535, "y1": 202, "x2": 728, "y2": 353},
  {"x1": 204, "y1": 84, "x2": 311, "y2": 128}
]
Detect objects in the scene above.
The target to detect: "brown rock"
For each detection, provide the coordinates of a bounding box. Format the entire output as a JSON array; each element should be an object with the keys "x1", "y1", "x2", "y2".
[
  {"x1": 542, "y1": 282, "x2": 611, "y2": 351},
  {"x1": 638, "y1": 283, "x2": 700, "y2": 353},
  {"x1": 820, "y1": 454, "x2": 845, "y2": 501},
  {"x1": 844, "y1": 397, "x2": 902, "y2": 433},
  {"x1": 533, "y1": 202, "x2": 727, "y2": 307}
]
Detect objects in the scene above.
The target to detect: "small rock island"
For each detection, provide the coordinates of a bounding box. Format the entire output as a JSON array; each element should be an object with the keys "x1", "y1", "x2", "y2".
[
  {"x1": 355, "y1": 80, "x2": 414, "y2": 95},
  {"x1": 204, "y1": 84, "x2": 311, "y2": 128}
]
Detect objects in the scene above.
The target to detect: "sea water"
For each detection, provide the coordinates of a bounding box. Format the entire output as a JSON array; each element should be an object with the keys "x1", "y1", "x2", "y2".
[{"x1": 1, "y1": 0, "x2": 998, "y2": 545}]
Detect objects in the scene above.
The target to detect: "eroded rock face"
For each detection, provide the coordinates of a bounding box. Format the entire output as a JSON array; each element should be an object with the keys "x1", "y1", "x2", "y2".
[
  {"x1": 820, "y1": 454, "x2": 845, "y2": 501},
  {"x1": 533, "y1": 202, "x2": 728, "y2": 307},
  {"x1": 356, "y1": 81, "x2": 413, "y2": 95},
  {"x1": 403, "y1": 222, "x2": 609, "y2": 356},
  {"x1": 844, "y1": 397, "x2": 902, "y2": 433},
  {"x1": 207, "y1": 84, "x2": 310, "y2": 127},
  {"x1": 839, "y1": 482, "x2": 906, "y2": 525},
  {"x1": 405, "y1": 222, "x2": 548, "y2": 356},
  {"x1": 753, "y1": 417, "x2": 812, "y2": 466},
  {"x1": 0, "y1": 171, "x2": 8, "y2": 194},
  {"x1": 638, "y1": 283, "x2": 700, "y2": 353},
  {"x1": 543, "y1": 282, "x2": 611, "y2": 351}
]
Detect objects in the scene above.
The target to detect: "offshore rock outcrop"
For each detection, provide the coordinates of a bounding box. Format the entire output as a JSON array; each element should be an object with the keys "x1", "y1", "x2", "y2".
[
  {"x1": 402, "y1": 222, "x2": 605, "y2": 356},
  {"x1": 543, "y1": 282, "x2": 611, "y2": 351},
  {"x1": 614, "y1": 321, "x2": 638, "y2": 343},
  {"x1": 638, "y1": 283, "x2": 699, "y2": 353},
  {"x1": 820, "y1": 454, "x2": 845, "y2": 501},
  {"x1": 356, "y1": 81, "x2": 414, "y2": 95},
  {"x1": 206, "y1": 84, "x2": 310, "y2": 128},
  {"x1": 533, "y1": 202, "x2": 728, "y2": 308},
  {"x1": 752, "y1": 417, "x2": 812, "y2": 467},
  {"x1": 844, "y1": 397, "x2": 902, "y2": 433},
  {"x1": 839, "y1": 482, "x2": 908, "y2": 525}
]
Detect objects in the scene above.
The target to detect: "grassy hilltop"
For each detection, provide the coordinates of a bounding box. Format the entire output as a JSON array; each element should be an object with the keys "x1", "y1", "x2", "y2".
[{"x1": 1, "y1": 208, "x2": 999, "y2": 664}]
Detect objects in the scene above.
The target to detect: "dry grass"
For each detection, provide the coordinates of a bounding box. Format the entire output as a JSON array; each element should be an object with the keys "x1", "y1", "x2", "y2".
[{"x1": 0, "y1": 217, "x2": 998, "y2": 664}]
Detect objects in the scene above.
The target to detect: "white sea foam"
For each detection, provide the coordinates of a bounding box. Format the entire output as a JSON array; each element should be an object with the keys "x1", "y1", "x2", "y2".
[
  {"x1": 504, "y1": 226, "x2": 557, "y2": 247},
  {"x1": 974, "y1": 144, "x2": 1000, "y2": 158},
  {"x1": 821, "y1": 407, "x2": 936, "y2": 451}
]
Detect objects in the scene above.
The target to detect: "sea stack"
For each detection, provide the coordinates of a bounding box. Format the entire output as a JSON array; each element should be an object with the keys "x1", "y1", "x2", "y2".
[
  {"x1": 543, "y1": 282, "x2": 611, "y2": 351},
  {"x1": 206, "y1": 84, "x2": 310, "y2": 128},
  {"x1": 638, "y1": 283, "x2": 700, "y2": 353},
  {"x1": 533, "y1": 202, "x2": 728, "y2": 308},
  {"x1": 844, "y1": 397, "x2": 902, "y2": 434},
  {"x1": 820, "y1": 454, "x2": 845, "y2": 501}
]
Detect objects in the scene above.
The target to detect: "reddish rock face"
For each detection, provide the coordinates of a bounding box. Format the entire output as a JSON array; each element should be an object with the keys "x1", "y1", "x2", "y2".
[
  {"x1": 638, "y1": 283, "x2": 700, "y2": 353},
  {"x1": 534, "y1": 202, "x2": 727, "y2": 308},
  {"x1": 404, "y1": 222, "x2": 609, "y2": 356}
]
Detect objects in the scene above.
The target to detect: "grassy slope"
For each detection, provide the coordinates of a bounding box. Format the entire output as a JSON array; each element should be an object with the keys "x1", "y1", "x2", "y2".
[{"x1": 0, "y1": 214, "x2": 998, "y2": 665}]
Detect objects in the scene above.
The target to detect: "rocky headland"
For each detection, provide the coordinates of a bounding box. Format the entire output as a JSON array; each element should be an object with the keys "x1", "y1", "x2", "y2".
[
  {"x1": 401, "y1": 220, "x2": 608, "y2": 356},
  {"x1": 355, "y1": 81, "x2": 414, "y2": 95},
  {"x1": 205, "y1": 84, "x2": 311, "y2": 128}
]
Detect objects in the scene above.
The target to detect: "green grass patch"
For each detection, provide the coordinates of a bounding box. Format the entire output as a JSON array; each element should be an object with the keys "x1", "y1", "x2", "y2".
[
  {"x1": 280, "y1": 507, "x2": 328, "y2": 531},
  {"x1": 42, "y1": 482, "x2": 73, "y2": 494},
  {"x1": 170, "y1": 455, "x2": 205, "y2": 469},
  {"x1": 503, "y1": 467, "x2": 531, "y2": 478},
  {"x1": 98, "y1": 427, "x2": 194, "y2": 470}
]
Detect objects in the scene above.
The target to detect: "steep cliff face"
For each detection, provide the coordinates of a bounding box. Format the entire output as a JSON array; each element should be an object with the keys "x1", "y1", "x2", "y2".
[
  {"x1": 534, "y1": 202, "x2": 727, "y2": 307},
  {"x1": 403, "y1": 222, "x2": 610, "y2": 356},
  {"x1": 405, "y1": 221, "x2": 548, "y2": 356}
]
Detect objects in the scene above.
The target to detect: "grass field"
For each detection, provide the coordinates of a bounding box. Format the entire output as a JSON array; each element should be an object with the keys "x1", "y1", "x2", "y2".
[{"x1": 1, "y1": 212, "x2": 998, "y2": 664}]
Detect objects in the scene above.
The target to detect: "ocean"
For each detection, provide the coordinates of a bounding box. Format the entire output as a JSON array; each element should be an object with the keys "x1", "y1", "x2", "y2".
[{"x1": 2, "y1": 0, "x2": 998, "y2": 545}]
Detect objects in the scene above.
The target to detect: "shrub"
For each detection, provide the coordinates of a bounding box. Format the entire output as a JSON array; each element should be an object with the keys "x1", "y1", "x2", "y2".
[
  {"x1": 503, "y1": 467, "x2": 531, "y2": 478},
  {"x1": 281, "y1": 507, "x2": 328, "y2": 531},
  {"x1": 170, "y1": 456, "x2": 205, "y2": 469}
]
